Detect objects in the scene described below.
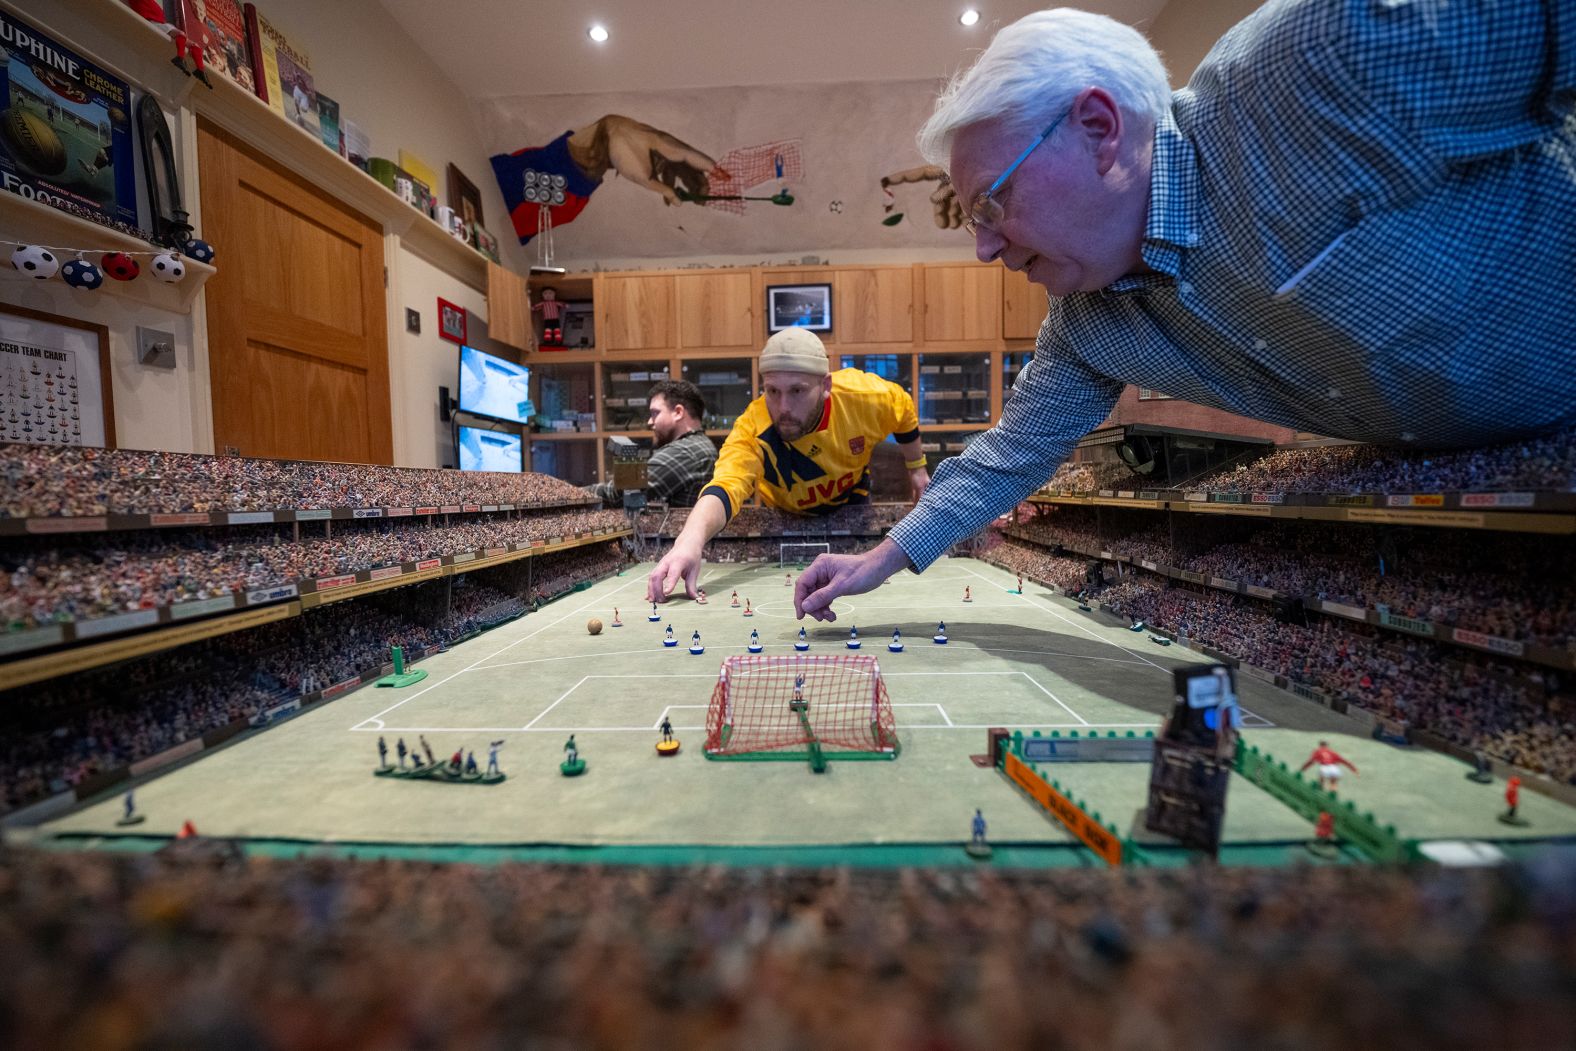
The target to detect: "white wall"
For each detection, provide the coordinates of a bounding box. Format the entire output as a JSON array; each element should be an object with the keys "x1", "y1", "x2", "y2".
[{"x1": 386, "y1": 250, "x2": 489, "y2": 469}]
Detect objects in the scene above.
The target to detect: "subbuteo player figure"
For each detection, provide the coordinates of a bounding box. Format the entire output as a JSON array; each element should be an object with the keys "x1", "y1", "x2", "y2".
[
  {"x1": 533, "y1": 287, "x2": 564, "y2": 345},
  {"x1": 397, "y1": 738, "x2": 408, "y2": 768},
  {"x1": 1299, "y1": 740, "x2": 1359, "y2": 792},
  {"x1": 378, "y1": 736, "x2": 389, "y2": 768},
  {"x1": 487, "y1": 740, "x2": 504, "y2": 776},
  {"x1": 963, "y1": 586, "x2": 972, "y2": 602},
  {"x1": 1499, "y1": 776, "x2": 1528, "y2": 826},
  {"x1": 972, "y1": 809, "x2": 987, "y2": 845},
  {"x1": 420, "y1": 735, "x2": 436, "y2": 766},
  {"x1": 660, "y1": 716, "x2": 675, "y2": 743},
  {"x1": 564, "y1": 735, "x2": 579, "y2": 764},
  {"x1": 1016, "y1": 573, "x2": 1024, "y2": 594},
  {"x1": 790, "y1": 674, "x2": 808, "y2": 712}
]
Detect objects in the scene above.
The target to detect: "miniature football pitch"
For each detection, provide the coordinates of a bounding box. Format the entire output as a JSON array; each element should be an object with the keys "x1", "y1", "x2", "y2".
[{"x1": 42, "y1": 559, "x2": 1576, "y2": 863}]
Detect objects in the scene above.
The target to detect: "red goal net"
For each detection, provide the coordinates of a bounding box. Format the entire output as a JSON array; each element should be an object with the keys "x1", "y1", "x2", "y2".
[{"x1": 704, "y1": 653, "x2": 899, "y2": 764}]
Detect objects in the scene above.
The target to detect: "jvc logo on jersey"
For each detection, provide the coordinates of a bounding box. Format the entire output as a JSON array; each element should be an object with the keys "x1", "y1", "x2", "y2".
[{"x1": 795, "y1": 471, "x2": 859, "y2": 509}]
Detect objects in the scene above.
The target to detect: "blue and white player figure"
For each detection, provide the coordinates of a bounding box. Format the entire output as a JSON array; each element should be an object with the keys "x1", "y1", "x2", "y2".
[
  {"x1": 846, "y1": 624, "x2": 861, "y2": 649},
  {"x1": 972, "y1": 808, "x2": 987, "y2": 845},
  {"x1": 396, "y1": 738, "x2": 408, "y2": 768},
  {"x1": 747, "y1": 628, "x2": 763, "y2": 653},
  {"x1": 649, "y1": 602, "x2": 662, "y2": 622},
  {"x1": 789, "y1": 674, "x2": 808, "y2": 712},
  {"x1": 123, "y1": 789, "x2": 136, "y2": 822},
  {"x1": 487, "y1": 739, "x2": 504, "y2": 777},
  {"x1": 795, "y1": 626, "x2": 810, "y2": 651},
  {"x1": 689, "y1": 629, "x2": 704, "y2": 655},
  {"x1": 465, "y1": 751, "x2": 479, "y2": 776},
  {"x1": 377, "y1": 735, "x2": 388, "y2": 767},
  {"x1": 934, "y1": 621, "x2": 948, "y2": 645},
  {"x1": 663, "y1": 624, "x2": 677, "y2": 647},
  {"x1": 888, "y1": 628, "x2": 904, "y2": 653}
]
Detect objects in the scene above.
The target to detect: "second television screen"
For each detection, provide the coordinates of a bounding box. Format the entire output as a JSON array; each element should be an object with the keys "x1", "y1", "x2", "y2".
[
  {"x1": 458, "y1": 345, "x2": 533, "y2": 425},
  {"x1": 458, "y1": 426, "x2": 523, "y2": 473}
]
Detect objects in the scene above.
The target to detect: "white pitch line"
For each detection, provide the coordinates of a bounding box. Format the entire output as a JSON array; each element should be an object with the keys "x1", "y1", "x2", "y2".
[
  {"x1": 349, "y1": 573, "x2": 647, "y2": 729},
  {"x1": 956, "y1": 562, "x2": 1172, "y2": 673},
  {"x1": 349, "y1": 721, "x2": 1160, "y2": 734},
  {"x1": 523, "y1": 676, "x2": 590, "y2": 730},
  {"x1": 1018, "y1": 671, "x2": 1089, "y2": 725}
]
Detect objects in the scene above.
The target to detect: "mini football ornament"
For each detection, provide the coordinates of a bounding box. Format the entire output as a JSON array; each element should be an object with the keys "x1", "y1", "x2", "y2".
[
  {"x1": 10, "y1": 245, "x2": 59, "y2": 279},
  {"x1": 60, "y1": 257, "x2": 104, "y2": 290},
  {"x1": 183, "y1": 238, "x2": 215, "y2": 264},
  {"x1": 102, "y1": 252, "x2": 140, "y2": 281},
  {"x1": 150, "y1": 252, "x2": 185, "y2": 283}
]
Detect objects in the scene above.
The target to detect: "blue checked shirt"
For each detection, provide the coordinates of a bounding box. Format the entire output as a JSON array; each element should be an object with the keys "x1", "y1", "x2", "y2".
[{"x1": 890, "y1": 0, "x2": 1576, "y2": 572}]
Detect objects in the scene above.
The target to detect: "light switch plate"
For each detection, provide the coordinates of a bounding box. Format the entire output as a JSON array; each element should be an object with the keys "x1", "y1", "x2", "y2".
[
  {"x1": 406, "y1": 308, "x2": 421, "y2": 333},
  {"x1": 136, "y1": 326, "x2": 176, "y2": 368}
]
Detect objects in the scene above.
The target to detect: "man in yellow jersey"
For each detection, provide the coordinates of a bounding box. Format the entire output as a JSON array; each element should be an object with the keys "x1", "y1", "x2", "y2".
[{"x1": 647, "y1": 328, "x2": 928, "y2": 601}]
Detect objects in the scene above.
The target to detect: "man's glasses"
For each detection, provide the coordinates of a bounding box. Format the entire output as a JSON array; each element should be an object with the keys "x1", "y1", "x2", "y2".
[{"x1": 962, "y1": 108, "x2": 1071, "y2": 236}]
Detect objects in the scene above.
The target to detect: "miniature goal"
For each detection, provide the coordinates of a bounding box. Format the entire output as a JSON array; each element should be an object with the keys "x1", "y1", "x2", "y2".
[
  {"x1": 705, "y1": 653, "x2": 900, "y2": 768},
  {"x1": 780, "y1": 541, "x2": 830, "y2": 568}
]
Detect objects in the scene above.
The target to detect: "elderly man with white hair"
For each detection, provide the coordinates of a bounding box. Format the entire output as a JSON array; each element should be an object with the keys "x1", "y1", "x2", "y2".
[{"x1": 796, "y1": 0, "x2": 1576, "y2": 622}]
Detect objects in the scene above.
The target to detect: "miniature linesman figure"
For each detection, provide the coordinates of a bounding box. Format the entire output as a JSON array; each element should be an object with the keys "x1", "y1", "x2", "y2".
[
  {"x1": 378, "y1": 736, "x2": 389, "y2": 768},
  {"x1": 790, "y1": 674, "x2": 808, "y2": 712},
  {"x1": 420, "y1": 735, "x2": 436, "y2": 766},
  {"x1": 1500, "y1": 776, "x2": 1529, "y2": 826},
  {"x1": 488, "y1": 740, "x2": 504, "y2": 777},
  {"x1": 965, "y1": 808, "x2": 991, "y2": 859},
  {"x1": 1299, "y1": 740, "x2": 1359, "y2": 793},
  {"x1": 397, "y1": 738, "x2": 408, "y2": 768},
  {"x1": 964, "y1": 586, "x2": 973, "y2": 603},
  {"x1": 465, "y1": 751, "x2": 479, "y2": 776},
  {"x1": 661, "y1": 716, "x2": 675, "y2": 743}
]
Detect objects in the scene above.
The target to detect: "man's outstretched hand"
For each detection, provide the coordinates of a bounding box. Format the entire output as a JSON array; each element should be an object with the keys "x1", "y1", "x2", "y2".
[
  {"x1": 794, "y1": 539, "x2": 914, "y2": 622},
  {"x1": 647, "y1": 542, "x2": 702, "y2": 604}
]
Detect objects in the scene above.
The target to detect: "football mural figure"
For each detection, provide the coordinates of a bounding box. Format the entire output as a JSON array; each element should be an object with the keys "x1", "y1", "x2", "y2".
[{"x1": 1298, "y1": 741, "x2": 1359, "y2": 793}]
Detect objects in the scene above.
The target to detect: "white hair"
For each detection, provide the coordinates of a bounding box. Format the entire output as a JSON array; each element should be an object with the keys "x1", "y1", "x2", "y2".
[{"x1": 917, "y1": 8, "x2": 1171, "y2": 167}]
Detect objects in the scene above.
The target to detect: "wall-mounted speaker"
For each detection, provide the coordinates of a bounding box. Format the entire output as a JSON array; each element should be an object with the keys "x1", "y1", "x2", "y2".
[{"x1": 439, "y1": 386, "x2": 452, "y2": 422}]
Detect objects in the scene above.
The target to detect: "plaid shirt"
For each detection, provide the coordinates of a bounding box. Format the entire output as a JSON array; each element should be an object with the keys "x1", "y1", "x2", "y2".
[
  {"x1": 589, "y1": 429, "x2": 717, "y2": 507},
  {"x1": 890, "y1": 0, "x2": 1576, "y2": 571}
]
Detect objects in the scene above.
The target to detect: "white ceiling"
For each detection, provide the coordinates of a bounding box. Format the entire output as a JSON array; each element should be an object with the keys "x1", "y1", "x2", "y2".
[{"x1": 378, "y1": 0, "x2": 1170, "y2": 99}]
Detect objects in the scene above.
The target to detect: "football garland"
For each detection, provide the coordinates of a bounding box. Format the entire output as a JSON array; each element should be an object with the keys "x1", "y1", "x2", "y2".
[{"x1": 5, "y1": 238, "x2": 216, "y2": 290}]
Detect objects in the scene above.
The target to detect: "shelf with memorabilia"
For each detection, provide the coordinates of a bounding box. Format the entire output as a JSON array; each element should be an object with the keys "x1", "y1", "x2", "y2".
[{"x1": 916, "y1": 352, "x2": 993, "y2": 426}]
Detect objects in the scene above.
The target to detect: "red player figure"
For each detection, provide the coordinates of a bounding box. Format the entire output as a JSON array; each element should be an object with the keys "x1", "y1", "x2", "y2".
[
  {"x1": 731, "y1": 590, "x2": 740, "y2": 607},
  {"x1": 785, "y1": 573, "x2": 792, "y2": 587},
  {"x1": 1017, "y1": 573, "x2": 1024, "y2": 594},
  {"x1": 696, "y1": 588, "x2": 708, "y2": 605},
  {"x1": 612, "y1": 607, "x2": 622, "y2": 626},
  {"x1": 743, "y1": 598, "x2": 753, "y2": 617},
  {"x1": 533, "y1": 287, "x2": 565, "y2": 346},
  {"x1": 1306, "y1": 810, "x2": 1338, "y2": 858},
  {"x1": 963, "y1": 586, "x2": 973, "y2": 603},
  {"x1": 1499, "y1": 776, "x2": 1529, "y2": 826},
  {"x1": 1298, "y1": 740, "x2": 1359, "y2": 792},
  {"x1": 128, "y1": 0, "x2": 212, "y2": 87}
]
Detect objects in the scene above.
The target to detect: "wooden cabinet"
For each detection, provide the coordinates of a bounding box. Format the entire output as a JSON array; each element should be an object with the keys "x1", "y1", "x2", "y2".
[
  {"x1": 597, "y1": 274, "x2": 676, "y2": 351},
  {"x1": 834, "y1": 267, "x2": 914, "y2": 344},
  {"x1": 922, "y1": 264, "x2": 1002, "y2": 344},
  {"x1": 1001, "y1": 267, "x2": 1047, "y2": 341},
  {"x1": 676, "y1": 272, "x2": 755, "y2": 349}
]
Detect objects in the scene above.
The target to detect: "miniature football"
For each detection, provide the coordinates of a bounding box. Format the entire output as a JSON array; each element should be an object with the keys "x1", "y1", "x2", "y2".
[
  {"x1": 60, "y1": 258, "x2": 104, "y2": 290},
  {"x1": 150, "y1": 252, "x2": 185, "y2": 283},
  {"x1": 10, "y1": 245, "x2": 58, "y2": 279},
  {"x1": 101, "y1": 252, "x2": 140, "y2": 281},
  {"x1": 587, "y1": 618, "x2": 603, "y2": 635}
]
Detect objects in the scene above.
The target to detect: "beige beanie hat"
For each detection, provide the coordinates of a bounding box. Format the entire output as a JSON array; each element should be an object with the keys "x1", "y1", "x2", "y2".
[{"x1": 758, "y1": 328, "x2": 829, "y2": 377}]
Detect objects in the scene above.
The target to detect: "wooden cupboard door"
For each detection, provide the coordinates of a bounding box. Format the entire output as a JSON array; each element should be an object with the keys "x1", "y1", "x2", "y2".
[
  {"x1": 599, "y1": 275, "x2": 676, "y2": 351},
  {"x1": 676, "y1": 271, "x2": 754, "y2": 349},
  {"x1": 835, "y1": 268, "x2": 913, "y2": 344},
  {"x1": 197, "y1": 120, "x2": 391, "y2": 464},
  {"x1": 1001, "y1": 266, "x2": 1047, "y2": 341},
  {"x1": 923, "y1": 264, "x2": 1003, "y2": 343}
]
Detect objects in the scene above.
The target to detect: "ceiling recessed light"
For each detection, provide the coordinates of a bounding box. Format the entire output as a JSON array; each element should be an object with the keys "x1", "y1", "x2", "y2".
[
  {"x1": 588, "y1": 24, "x2": 609, "y2": 43},
  {"x1": 959, "y1": 9, "x2": 981, "y2": 26}
]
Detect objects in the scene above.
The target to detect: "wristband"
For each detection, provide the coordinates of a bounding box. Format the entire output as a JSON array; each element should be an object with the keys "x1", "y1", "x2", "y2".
[{"x1": 904, "y1": 457, "x2": 928, "y2": 471}]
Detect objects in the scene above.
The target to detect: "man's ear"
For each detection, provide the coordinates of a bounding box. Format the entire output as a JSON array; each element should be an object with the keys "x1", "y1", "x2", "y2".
[{"x1": 821, "y1": 373, "x2": 834, "y2": 397}]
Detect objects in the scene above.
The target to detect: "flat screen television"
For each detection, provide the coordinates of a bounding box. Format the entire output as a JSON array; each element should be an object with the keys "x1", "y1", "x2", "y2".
[
  {"x1": 458, "y1": 345, "x2": 533, "y2": 425},
  {"x1": 457, "y1": 426, "x2": 523, "y2": 473}
]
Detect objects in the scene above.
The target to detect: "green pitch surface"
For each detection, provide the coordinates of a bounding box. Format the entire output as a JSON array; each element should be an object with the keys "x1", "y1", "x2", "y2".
[{"x1": 41, "y1": 560, "x2": 1576, "y2": 860}]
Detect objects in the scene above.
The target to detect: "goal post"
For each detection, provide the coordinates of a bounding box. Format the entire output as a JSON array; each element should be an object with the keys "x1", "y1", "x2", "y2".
[
  {"x1": 781, "y1": 541, "x2": 830, "y2": 568},
  {"x1": 705, "y1": 653, "x2": 900, "y2": 763}
]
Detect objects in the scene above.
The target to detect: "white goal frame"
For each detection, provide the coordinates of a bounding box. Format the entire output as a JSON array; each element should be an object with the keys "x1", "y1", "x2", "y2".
[{"x1": 780, "y1": 541, "x2": 830, "y2": 568}]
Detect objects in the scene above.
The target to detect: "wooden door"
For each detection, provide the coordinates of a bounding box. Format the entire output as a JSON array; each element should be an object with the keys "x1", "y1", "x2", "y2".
[
  {"x1": 1001, "y1": 267, "x2": 1047, "y2": 341},
  {"x1": 676, "y1": 272, "x2": 754, "y2": 349},
  {"x1": 834, "y1": 267, "x2": 913, "y2": 344},
  {"x1": 198, "y1": 120, "x2": 391, "y2": 463},
  {"x1": 922, "y1": 264, "x2": 1002, "y2": 343},
  {"x1": 598, "y1": 275, "x2": 676, "y2": 351}
]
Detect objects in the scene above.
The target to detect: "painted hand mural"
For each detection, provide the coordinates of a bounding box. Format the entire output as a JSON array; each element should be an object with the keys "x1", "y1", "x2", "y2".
[
  {"x1": 879, "y1": 165, "x2": 964, "y2": 230},
  {"x1": 491, "y1": 114, "x2": 726, "y2": 244}
]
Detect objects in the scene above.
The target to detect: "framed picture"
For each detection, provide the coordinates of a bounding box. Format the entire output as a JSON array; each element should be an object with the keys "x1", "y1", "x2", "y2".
[
  {"x1": 447, "y1": 163, "x2": 484, "y2": 230},
  {"x1": 0, "y1": 304, "x2": 115, "y2": 448},
  {"x1": 766, "y1": 283, "x2": 832, "y2": 333},
  {"x1": 437, "y1": 297, "x2": 468, "y2": 344}
]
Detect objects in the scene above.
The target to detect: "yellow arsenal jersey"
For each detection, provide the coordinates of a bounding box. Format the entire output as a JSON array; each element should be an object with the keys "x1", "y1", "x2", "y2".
[{"x1": 702, "y1": 368, "x2": 920, "y2": 517}]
